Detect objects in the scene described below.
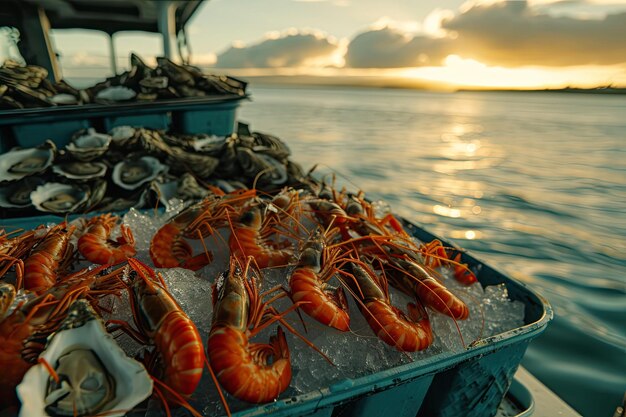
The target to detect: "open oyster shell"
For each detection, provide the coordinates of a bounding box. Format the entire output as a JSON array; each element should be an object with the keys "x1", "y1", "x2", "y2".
[
  {"x1": 0, "y1": 177, "x2": 43, "y2": 208},
  {"x1": 52, "y1": 161, "x2": 107, "y2": 181},
  {"x1": 112, "y1": 156, "x2": 167, "y2": 190},
  {"x1": 31, "y1": 182, "x2": 89, "y2": 214},
  {"x1": 17, "y1": 300, "x2": 152, "y2": 417},
  {"x1": 0, "y1": 140, "x2": 56, "y2": 183},
  {"x1": 66, "y1": 129, "x2": 111, "y2": 162}
]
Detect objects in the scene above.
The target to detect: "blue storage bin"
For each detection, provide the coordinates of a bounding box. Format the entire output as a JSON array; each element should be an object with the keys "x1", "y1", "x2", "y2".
[
  {"x1": 12, "y1": 118, "x2": 90, "y2": 147},
  {"x1": 173, "y1": 100, "x2": 240, "y2": 136},
  {"x1": 0, "y1": 95, "x2": 247, "y2": 148},
  {"x1": 103, "y1": 112, "x2": 171, "y2": 131},
  {"x1": 0, "y1": 213, "x2": 552, "y2": 417}
]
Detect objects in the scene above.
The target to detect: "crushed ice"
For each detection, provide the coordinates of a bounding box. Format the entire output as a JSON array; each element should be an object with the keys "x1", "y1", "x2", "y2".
[{"x1": 104, "y1": 205, "x2": 525, "y2": 415}]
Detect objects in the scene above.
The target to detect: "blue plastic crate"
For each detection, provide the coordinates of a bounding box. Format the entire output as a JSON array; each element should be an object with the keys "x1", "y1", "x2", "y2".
[
  {"x1": 11, "y1": 118, "x2": 90, "y2": 148},
  {"x1": 0, "y1": 214, "x2": 551, "y2": 417},
  {"x1": 103, "y1": 112, "x2": 171, "y2": 131},
  {"x1": 0, "y1": 95, "x2": 247, "y2": 148},
  {"x1": 173, "y1": 100, "x2": 240, "y2": 136}
]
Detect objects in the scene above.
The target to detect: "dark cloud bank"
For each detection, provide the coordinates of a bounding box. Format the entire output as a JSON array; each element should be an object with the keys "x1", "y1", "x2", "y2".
[{"x1": 215, "y1": 1, "x2": 626, "y2": 69}]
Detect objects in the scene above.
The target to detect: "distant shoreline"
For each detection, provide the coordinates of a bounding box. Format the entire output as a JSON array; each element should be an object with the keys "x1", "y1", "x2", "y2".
[{"x1": 456, "y1": 87, "x2": 626, "y2": 95}]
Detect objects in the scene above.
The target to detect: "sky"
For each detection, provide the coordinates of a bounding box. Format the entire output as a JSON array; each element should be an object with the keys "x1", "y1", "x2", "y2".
[{"x1": 49, "y1": 0, "x2": 626, "y2": 89}]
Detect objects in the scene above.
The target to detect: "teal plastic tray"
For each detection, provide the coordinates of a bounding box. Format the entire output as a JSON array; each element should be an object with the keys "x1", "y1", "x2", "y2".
[
  {"x1": 0, "y1": 214, "x2": 552, "y2": 417},
  {"x1": 0, "y1": 95, "x2": 247, "y2": 148}
]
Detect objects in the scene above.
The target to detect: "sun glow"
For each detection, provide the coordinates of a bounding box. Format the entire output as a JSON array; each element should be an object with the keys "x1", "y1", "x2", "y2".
[{"x1": 398, "y1": 55, "x2": 626, "y2": 89}]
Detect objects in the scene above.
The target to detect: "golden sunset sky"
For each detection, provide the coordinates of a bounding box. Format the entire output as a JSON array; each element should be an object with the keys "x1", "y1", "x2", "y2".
[{"x1": 52, "y1": 0, "x2": 626, "y2": 89}]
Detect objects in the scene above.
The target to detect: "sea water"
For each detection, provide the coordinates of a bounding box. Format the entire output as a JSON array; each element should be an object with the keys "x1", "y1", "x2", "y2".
[{"x1": 236, "y1": 85, "x2": 626, "y2": 417}]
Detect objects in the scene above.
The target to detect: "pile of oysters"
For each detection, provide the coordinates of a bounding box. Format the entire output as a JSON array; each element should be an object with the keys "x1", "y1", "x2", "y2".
[
  {"x1": 0, "y1": 123, "x2": 305, "y2": 216},
  {"x1": 0, "y1": 53, "x2": 246, "y2": 109}
]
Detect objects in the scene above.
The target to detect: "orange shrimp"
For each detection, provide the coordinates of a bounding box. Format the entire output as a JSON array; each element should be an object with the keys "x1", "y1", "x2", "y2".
[
  {"x1": 23, "y1": 223, "x2": 76, "y2": 294},
  {"x1": 417, "y1": 240, "x2": 478, "y2": 286},
  {"x1": 388, "y1": 258, "x2": 470, "y2": 320},
  {"x1": 289, "y1": 229, "x2": 350, "y2": 331},
  {"x1": 346, "y1": 261, "x2": 433, "y2": 352},
  {"x1": 150, "y1": 200, "x2": 217, "y2": 270},
  {"x1": 207, "y1": 256, "x2": 291, "y2": 403},
  {"x1": 150, "y1": 190, "x2": 255, "y2": 270},
  {"x1": 120, "y1": 258, "x2": 205, "y2": 401},
  {"x1": 229, "y1": 206, "x2": 293, "y2": 269},
  {"x1": 0, "y1": 227, "x2": 46, "y2": 289},
  {"x1": 77, "y1": 214, "x2": 136, "y2": 265}
]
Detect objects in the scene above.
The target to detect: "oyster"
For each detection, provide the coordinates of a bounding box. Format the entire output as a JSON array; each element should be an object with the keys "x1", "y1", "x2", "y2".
[
  {"x1": 95, "y1": 86, "x2": 136, "y2": 102},
  {"x1": 17, "y1": 300, "x2": 152, "y2": 417},
  {"x1": 109, "y1": 125, "x2": 140, "y2": 149},
  {"x1": 52, "y1": 161, "x2": 107, "y2": 181},
  {"x1": 66, "y1": 129, "x2": 111, "y2": 162},
  {"x1": 191, "y1": 134, "x2": 228, "y2": 155},
  {"x1": 0, "y1": 177, "x2": 43, "y2": 208},
  {"x1": 0, "y1": 140, "x2": 56, "y2": 183},
  {"x1": 112, "y1": 156, "x2": 167, "y2": 190},
  {"x1": 236, "y1": 147, "x2": 288, "y2": 184},
  {"x1": 49, "y1": 93, "x2": 78, "y2": 105},
  {"x1": 167, "y1": 147, "x2": 219, "y2": 179},
  {"x1": 84, "y1": 180, "x2": 108, "y2": 211},
  {"x1": 31, "y1": 182, "x2": 89, "y2": 214}
]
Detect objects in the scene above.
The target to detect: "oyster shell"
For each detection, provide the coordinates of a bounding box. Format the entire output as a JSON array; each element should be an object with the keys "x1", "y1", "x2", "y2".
[
  {"x1": 66, "y1": 129, "x2": 112, "y2": 162},
  {"x1": 95, "y1": 85, "x2": 136, "y2": 102},
  {"x1": 0, "y1": 140, "x2": 56, "y2": 183},
  {"x1": 112, "y1": 156, "x2": 166, "y2": 190},
  {"x1": 52, "y1": 161, "x2": 107, "y2": 181},
  {"x1": 236, "y1": 147, "x2": 288, "y2": 184},
  {"x1": 17, "y1": 300, "x2": 152, "y2": 417},
  {"x1": 167, "y1": 147, "x2": 219, "y2": 179},
  {"x1": 31, "y1": 182, "x2": 89, "y2": 214},
  {"x1": 191, "y1": 134, "x2": 228, "y2": 155},
  {"x1": 0, "y1": 177, "x2": 43, "y2": 208},
  {"x1": 84, "y1": 180, "x2": 108, "y2": 211}
]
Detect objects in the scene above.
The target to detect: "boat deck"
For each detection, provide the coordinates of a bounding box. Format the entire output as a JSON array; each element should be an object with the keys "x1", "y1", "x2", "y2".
[{"x1": 500, "y1": 367, "x2": 581, "y2": 417}]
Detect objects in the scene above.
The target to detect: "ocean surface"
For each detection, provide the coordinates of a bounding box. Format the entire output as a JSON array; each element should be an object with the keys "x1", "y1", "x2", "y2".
[{"x1": 237, "y1": 85, "x2": 626, "y2": 417}]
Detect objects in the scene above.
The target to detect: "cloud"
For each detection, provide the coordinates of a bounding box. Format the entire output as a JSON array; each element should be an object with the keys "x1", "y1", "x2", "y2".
[
  {"x1": 344, "y1": 0, "x2": 626, "y2": 68},
  {"x1": 441, "y1": 1, "x2": 626, "y2": 66},
  {"x1": 344, "y1": 27, "x2": 451, "y2": 68},
  {"x1": 214, "y1": 31, "x2": 340, "y2": 68}
]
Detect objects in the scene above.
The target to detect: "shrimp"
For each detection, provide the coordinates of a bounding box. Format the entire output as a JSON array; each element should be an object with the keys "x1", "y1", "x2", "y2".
[
  {"x1": 345, "y1": 261, "x2": 433, "y2": 352},
  {"x1": 289, "y1": 229, "x2": 350, "y2": 331},
  {"x1": 207, "y1": 256, "x2": 291, "y2": 403},
  {"x1": 120, "y1": 258, "x2": 205, "y2": 400},
  {"x1": 229, "y1": 206, "x2": 293, "y2": 269},
  {"x1": 0, "y1": 227, "x2": 46, "y2": 289},
  {"x1": 24, "y1": 223, "x2": 76, "y2": 294},
  {"x1": 77, "y1": 214, "x2": 136, "y2": 265},
  {"x1": 419, "y1": 240, "x2": 478, "y2": 286},
  {"x1": 150, "y1": 199, "x2": 217, "y2": 270},
  {"x1": 387, "y1": 258, "x2": 470, "y2": 320},
  {"x1": 150, "y1": 190, "x2": 255, "y2": 270}
]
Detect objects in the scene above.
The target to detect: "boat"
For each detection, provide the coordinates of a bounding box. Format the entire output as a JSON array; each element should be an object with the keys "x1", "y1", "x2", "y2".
[{"x1": 0, "y1": 1, "x2": 586, "y2": 416}]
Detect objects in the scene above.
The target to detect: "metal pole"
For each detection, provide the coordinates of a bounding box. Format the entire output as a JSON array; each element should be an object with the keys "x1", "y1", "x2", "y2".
[
  {"x1": 157, "y1": 1, "x2": 176, "y2": 60},
  {"x1": 109, "y1": 34, "x2": 118, "y2": 75}
]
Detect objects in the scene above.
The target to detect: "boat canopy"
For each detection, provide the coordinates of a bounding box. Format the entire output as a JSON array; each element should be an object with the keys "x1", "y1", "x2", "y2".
[{"x1": 1, "y1": 0, "x2": 205, "y2": 80}]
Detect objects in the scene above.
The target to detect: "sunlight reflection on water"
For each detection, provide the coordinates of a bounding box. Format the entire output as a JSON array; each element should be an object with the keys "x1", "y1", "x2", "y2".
[{"x1": 239, "y1": 86, "x2": 626, "y2": 417}]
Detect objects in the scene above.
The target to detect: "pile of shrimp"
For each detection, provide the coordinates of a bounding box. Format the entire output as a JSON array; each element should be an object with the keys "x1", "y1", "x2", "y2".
[{"x1": 0, "y1": 176, "x2": 483, "y2": 416}]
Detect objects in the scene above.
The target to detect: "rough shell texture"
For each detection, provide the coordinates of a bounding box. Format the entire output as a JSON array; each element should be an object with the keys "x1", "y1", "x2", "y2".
[
  {"x1": 0, "y1": 140, "x2": 56, "y2": 183},
  {"x1": 52, "y1": 161, "x2": 107, "y2": 181},
  {"x1": 112, "y1": 156, "x2": 167, "y2": 190},
  {"x1": 66, "y1": 129, "x2": 112, "y2": 162},
  {"x1": 0, "y1": 177, "x2": 43, "y2": 208},
  {"x1": 17, "y1": 300, "x2": 152, "y2": 417},
  {"x1": 30, "y1": 182, "x2": 89, "y2": 213}
]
